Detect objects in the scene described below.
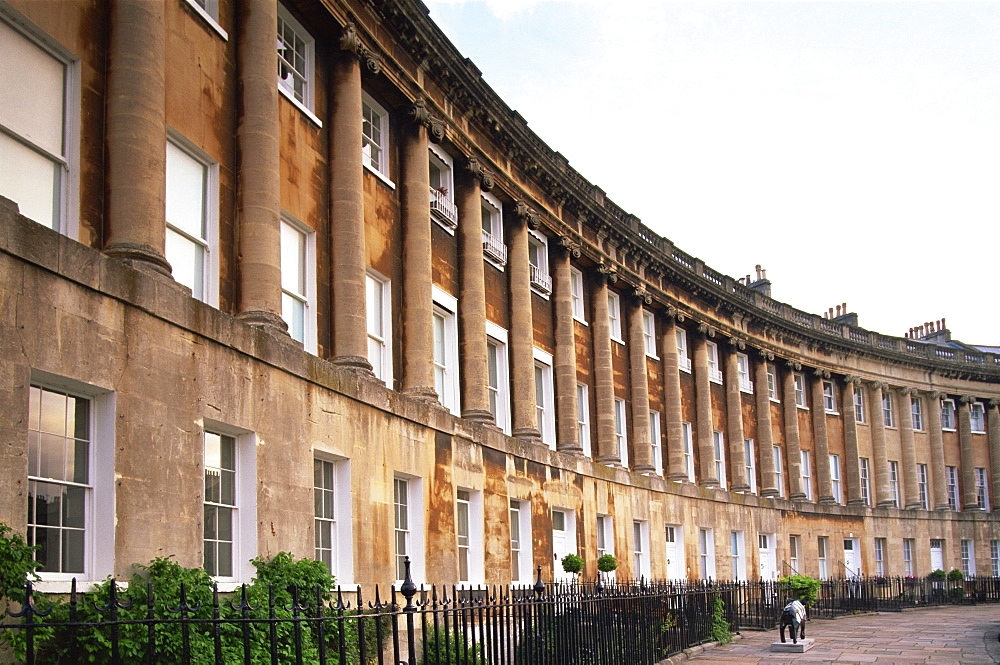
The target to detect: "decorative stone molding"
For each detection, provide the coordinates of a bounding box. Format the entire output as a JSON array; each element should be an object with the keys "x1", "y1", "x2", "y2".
[
  {"x1": 556, "y1": 235, "x2": 581, "y2": 258},
  {"x1": 665, "y1": 306, "x2": 686, "y2": 323},
  {"x1": 960, "y1": 395, "x2": 977, "y2": 405},
  {"x1": 757, "y1": 349, "x2": 774, "y2": 361},
  {"x1": 728, "y1": 336, "x2": 746, "y2": 351},
  {"x1": 596, "y1": 260, "x2": 618, "y2": 284},
  {"x1": 514, "y1": 200, "x2": 540, "y2": 229},
  {"x1": 844, "y1": 375, "x2": 862, "y2": 386},
  {"x1": 785, "y1": 360, "x2": 802, "y2": 371},
  {"x1": 465, "y1": 157, "x2": 495, "y2": 191},
  {"x1": 340, "y1": 22, "x2": 382, "y2": 74},
  {"x1": 898, "y1": 386, "x2": 916, "y2": 397},
  {"x1": 697, "y1": 323, "x2": 715, "y2": 338},
  {"x1": 812, "y1": 367, "x2": 830, "y2": 379},
  {"x1": 989, "y1": 398, "x2": 1000, "y2": 409},
  {"x1": 406, "y1": 99, "x2": 445, "y2": 142},
  {"x1": 867, "y1": 380, "x2": 888, "y2": 391},
  {"x1": 632, "y1": 285, "x2": 652, "y2": 305},
  {"x1": 927, "y1": 390, "x2": 945, "y2": 400}
]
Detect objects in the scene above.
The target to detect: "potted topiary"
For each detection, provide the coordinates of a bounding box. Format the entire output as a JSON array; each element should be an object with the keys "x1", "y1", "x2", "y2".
[
  {"x1": 597, "y1": 554, "x2": 618, "y2": 575},
  {"x1": 928, "y1": 569, "x2": 947, "y2": 582},
  {"x1": 947, "y1": 568, "x2": 964, "y2": 583},
  {"x1": 561, "y1": 553, "x2": 584, "y2": 579}
]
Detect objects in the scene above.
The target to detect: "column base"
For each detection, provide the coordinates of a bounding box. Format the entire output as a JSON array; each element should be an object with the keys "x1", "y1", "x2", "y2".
[
  {"x1": 105, "y1": 241, "x2": 172, "y2": 277},
  {"x1": 666, "y1": 473, "x2": 691, "y2": 483},
  {"x1": 847, "y1": 499, "x2": 869, "y2": 507},
  {"x1": 962, "y1": 503, "x2": 985, "y2": 511},
  {"x1": 698, "y1": 479, "x2": 720, "y2": 489},
  {"x1": 596, "y1": 455, "x2": 622, "y2": 466},
  {"x1": 790, "y1": 492, "x2": 807, "y2": 501},
  {"x1": 904, "y1": 502, "x2": 924, "y2": 510},
  {"x1": 818, "y1": 495, "x2": 837, "y2": 504},
  {"x1": 513, "y1": 427, "x2": 542, "y2": 445},
  {"x1": 876, "y1": 500, "x2": 898, "y2": 509},
  {"x1": 934, "y1": 504, "x2": 953, "y2": 512},
  {"x1": 633, "y1": 464, "x2": 657, "y2": 474},
  {"x1": 331, "y1": 355, "x2": 375, "y2": 374},
  {"x1": 237, "y1": 309, "x2": 289, "y2": 333},
  {"x1": 403, "y1": 386, "x2": 439, "y2": 402},
  {"x1": 759, "y1": 488, "x2": 780, "y2": 498},
  {"x1": 730, "y1": 483, "x2": 752, "y2": 493},
  {"x1": 556, "y1": 443, "x2": 585, "y2": 455},
  {"x1": 461, "y1": 409, "x2": 495, "y2": 424}
]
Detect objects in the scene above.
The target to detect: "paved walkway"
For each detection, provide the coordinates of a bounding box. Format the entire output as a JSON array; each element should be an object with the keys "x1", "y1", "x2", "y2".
[{"x1": 684, "y1": 605, "x2": 1000, "y2": 664}]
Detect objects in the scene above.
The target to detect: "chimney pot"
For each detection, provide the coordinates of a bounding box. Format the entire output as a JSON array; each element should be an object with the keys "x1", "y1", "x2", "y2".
[{"x1": 942, "y1": 317, "x2": 946, "y2": 329}]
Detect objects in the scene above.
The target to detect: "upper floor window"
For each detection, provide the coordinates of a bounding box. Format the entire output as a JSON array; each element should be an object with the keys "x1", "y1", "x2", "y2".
[
  {"x1": 859, "y1": 458, "x2": 871, "y2": 506},
  {"x1": 570, "y1": 268, "x2": 586, "y2": 323},
  {"x1": 481, "y1": 192, "x2": 506, "y2": 267},
  {"x1": 917, "y1": 463, "x2": 929, "y2": 510},
  {"x1": 976, "y1": 468, "x2": 989, "y2": 511},
  {"x1": 366, "y1": 270, "x2": 392, "y2": 384},
  {"x1": 614, "y1": 397, "x2": 629, "y2": 467},
  {"x1": 682, "y1": 422, "x2": 695, "y2": 483},
  {"x1": 888, "y1": 460, "x2": 900, "y2": 507},
  {"x1": 528, "y1": 231, "x2": 551, "y2": 295},
  {"x1": 793, "y1": 374, "x2": 806, "y2": 407},
  {"x1": 911, "y1": 397, "x2": 923, "y2": 431},
  {"x1": 428, "y1": 145, "x2": 456, "y2": 231},
  {"x1": 971, "y1": 402, "x2": 986, "y2": 433},
  {"x1": 183, "y1": 0, "x2": 227, "y2": 39},
  {"x1": 882, "y1": 392, "x2": 895, "y2": 428},
  {"x1": 773, "y1": 446, "x2": 784, "y2": 497},
  {"x1": 432, "y1": 287, "x2": 460, "y2": 415},
  {"x1": 650, "y1": 411, "x2": 663, "y2": 475},
  {"x1": 280, "y1": 216, "x2": 316, "y2": 353},
  {"x1": 737, "y1": 353, "x2": 753, "y2": 393},
  {"x1": 830, "y1": 454, "x2": 842, "y2": 503},
  {"x1": 941, "y1": 399, "x2": 956, "y2": 431},
  {"x1": 0, "y1": 13, "x2": 78, "y2": 237},
  {"x1": 766, "y1": 366, "x2": 778, "y2": 401},
  {"x1": 946, "y1": 465, "x2": 959, "y2": 510},
  {"x1": 676, "y1": 329, "x2": 691, "y2": 373},
  {"x1": 166, "y1": 135, "x2": 219, "y2": 306},
  {"x1": 642, "y1": 310, "x2": 657, "y2": 358},
  {"x1": 744, "y1": 438, "x2": 756, "y2": 494},
  {"x1": 822, "y1": 380, "x2": 837, "y2": 412},
  {"x1": 854, "y1": 386, "x2": 866, "y2": 423},
  {"x1": 800, "y1": 450, "x2": 812, "y2": 500},
  {"x1": 362, "y1": 92, "x2": 390, "y2": 182},
  {"x1": 277, "y1": 4, "x2": 317, "y2": 118},
  {"x1": 706, "y1": 342, "x2": 722, "y2": 383},
  {"x1": 713, "y1": 430, "x2": 726, "y2": 489},
  {"x1": 486, "y1": 322, "x2": 510, "y2": 435},
  {"x1": 577, "y1": 383, "x2": 591, "y2": 458},
  {"x1": 534, "y1": 348, "x2": 555, "y2": 449},
  {"x1": 608, "y1": 292, "x2": 623, "y2": 343}
]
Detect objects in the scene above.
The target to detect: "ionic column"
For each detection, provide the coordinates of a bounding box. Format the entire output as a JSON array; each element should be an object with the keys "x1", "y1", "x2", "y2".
[
  {"x1": 553, "y1": 237, "x2": 582, "y2": 453},
  {"x1": 628, "y1": 291, "x2": 654, "y2": 473},
  {"x1": 810, "y1": 370, "x2": 834, "y2": 503},
  {"x1": 693, "y1": 327, "x2": 718, "y2": 487},
  {"x1": 592, "y1": 266, "x2": 618, "y2": 464},
  {"x1": 724, "y1": 339, "x2": 749, "y2": 492},
  {"x1": 841, "y1": 377, "x2": 864, "y2": 506},
  {"x1": 329, "y1": 25, "x2": 379, "y2": 368},
  {"x1": 958, "y1": 396, "x2": 979, "y2": 510},
  {"x1": 868, "y1": 382, "x2": 895, "y2": 508},
  {"x1": 989, "y1": 400, "x2": 1000, "y2": 513},
  {"x1": 457, "y1": 157, "x2": 494, "y2": 422},
  {"x1": 898, "y1": 387, "x2": 921, "y2": 510},
  {"x1": 400, "y1": 105, "x2": 437, "y2": 401},
  {"x1": 508, "y1": 203, "x2": 540, "y2": 444},
  {"x1": 663, "y1": 313, "x2": 688, "y2": 482},
  {"x1": 927, "y1": 391, "x2": 950, "y2": 511},
  {"x1": 781, "y1": 362, "x2": 805, "y2": 500},
  {"x1": 754, "y1": 352, "x2": 778, "y2": 497},
  {"x1": 104, "y1": 0, "x2": 171, "y2": 275}
]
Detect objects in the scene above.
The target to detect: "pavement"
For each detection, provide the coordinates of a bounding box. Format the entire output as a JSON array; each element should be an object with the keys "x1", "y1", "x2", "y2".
[{"x1": 680, "y1": 605, "x2": 1000, "y2": 664}]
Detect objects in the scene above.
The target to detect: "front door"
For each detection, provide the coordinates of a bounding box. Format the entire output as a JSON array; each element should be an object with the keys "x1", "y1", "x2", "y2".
[
  {"x1": 843, "y1": 538, "x2": 861, "y2": 577},
  {"x1": 665, "y1": 525, "x2": 684, "y2": 580},
  {"x1": 930, "y1": 539, "x2": 944, "y2": 572},
  {"x1": 758, "y1": 533, "x2": 777, "y2": 579}
]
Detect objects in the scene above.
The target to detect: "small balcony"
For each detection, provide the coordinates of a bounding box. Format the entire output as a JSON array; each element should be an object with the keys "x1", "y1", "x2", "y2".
[
  {"x1": 429, "y1": 187, "x2": 458, "y2": 230},
  {"x1": 482, "y1": 230, "x2": 507, "y2": 266},
  {"x1": 529, "y1": 264, "x2": 552, "y2": 295}
]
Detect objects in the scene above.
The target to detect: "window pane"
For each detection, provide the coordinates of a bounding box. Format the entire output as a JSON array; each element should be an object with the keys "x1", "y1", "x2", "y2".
[
  {"x1": 0, "y1": 19, "x2": 66, "y2": 155},
  {"x1": 166, "y1": 227, "x2": 205, "y2": 299},
  {"x1": 166, "y1": 142, "x2": 207, "y2": 240}
]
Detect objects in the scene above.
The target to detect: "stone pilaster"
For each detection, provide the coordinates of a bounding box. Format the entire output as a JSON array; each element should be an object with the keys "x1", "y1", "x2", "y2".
[
  {"x1": 958, "y1": 396, "x2": 979, "y2": 510},
  {"x1": 400, "y1": 110, "x2": 437, "y2": 401},
  {"x1": 628, "y1": 290, "x2": 654, "y2": 473},
  {"x1": 781, "y1": 362, "x2": 805, "y2": 500},
  {"x1": 457, "y1": 157, "x2": 494, "y2": 422},
  {"x1": 841, "y1": 377, "x2": 865, "y2": 506},
  {"x1": 663, "y1": 313, "x2": 688, "y2": 482},
  {"x1": 989, "y1": 400, "x2": 1000, "y2": 513},
  {"x1": 693, "y1": 328, "x2": 717, "y2": 487},
  {"x1": 754, "y1": 351, "x2": 778, "y2": 497},
  {"x1": 898, "y1": 387, "x2": 921, "y2": 509},
  {"x1": 868, "y1": 382, "x2": 895, "y2": 508},
  {"x1": 927, "y1": 391, "x2": 950, "y2": 511},
  {"x1": 508, "y1": 204, "x2": 541, "y2": 444},
  {"x1": 811, "y1": 370, "x2": 834, "y2": 504},
  {"x1": 724, "y1": 339, "x2": 749, "y2": 492},
  {"x1": 553, "y1": 238, "x2": 582, "y2": 453},
  {"x1": 105, "y1": 0, "x2": 171, "y2": 275},
  {"x1": 592, "y1": 266, "x2": 618, "y2": 464},
  {"x1": 329, "y1": 25, "x2": 379, "y2": 369}
]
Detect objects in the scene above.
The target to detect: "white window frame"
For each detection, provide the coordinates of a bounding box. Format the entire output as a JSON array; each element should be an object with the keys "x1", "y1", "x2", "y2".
[
  {"x1": 888, "y1": 460, "x2": 900, "y2": 507},
  {"x1": 961, "y1": 539, "x2": 975, "y2": 576},
  {"x1": 431, "y1": 286, "x2": 461, "y2": 415},
  {"x1": 614, "y1": 396, "x2": 629, "y2": 467},
  {"x1": 509, "y1": 499, "x2": 532, "y2": 584},
  {"x1": 552, "y1": 508, "x2": 577, "y2": 583},
  {"x1": 903, "y1": 538, "x2": 914, "y2": 577},
  {"x1": 202, "y1": 420, "x2": 257, "y2": 588},
  {"x1": 533, "y1": 347, "x2": 556, "y2": 449},
  {"x1": 822, "y1": 380, "x2": 837, "y2": 413},
  {"x1": 676, "y1": 329, "x2": 692, "y2": 373},
  {"x1": 854, "y1": 386, "x2": 866, "y2": 423},
  {"x1": 280, "y1": 214, "x2": 316, "y2": 353},
  {"x1": 730, "y1": 530, "x2": 746, "y2": 580},
  {"x1": 528, "y1": 230, "x2": 551, "y2": 296},
  {"x1": 393, "y1": 474, "x2": 424, "y2": 585},
  {"x1": 698, "y1": 528, "x2": 716, "y2": 579},
  {"x1": 860, "y1": 457, "x2": 871, "y2": 506},
  {"x1": 992, "y1": 540, "x2": 1000, "y2": 577},
  {"x1": 312, "y1": 454, "x2": 353, "y2": 584},
  {"x1": 793, "y1": 373, "x2": 806, "y2": 408},
  {"x1": 26, "y1": 374, "x2": 115, "y2": 591},
  {"x1": 577, "y1": 382, "x2": 591, "y2": 457},
  {"x1": 608, "y1": 291, "x2": 623, "y2": 343},
  {"x1": 0, "y1": 9, "x2": 80, "y2": 238},
  {"x1": 917, "y1": 463, "x2": 929, "y2": 510},
  {"x1": 941, "y1": 399, "x2": 957, "y2": 431},
  {"x1": 362, "y1": 91, "x2": 392, "y2": 186},
  {"x1": 977, "y1": 467, "x2": 990, "y2": 511},
  {"x1": 713, "y1": 430, "x2": 726, "y2": 489},
  {"x1": 633, "y1": 520, "x2": 651, "y2": 580},
  {"x1": 664, "y1": 525, "x2": 684, "y2": 580},
  {"x1": 766, "y1": 366, "x2": 778, "y2": 401},
  {"x1": 455, "y1": 488, "x2": 484, "y2": 585},
  {"x1": 570, "y1": 267, "x2": 586, "y2": 323},
  {"x1": 650, "y1": 410, "x2": 663, "y2": 475},
  {"x1": 596, "y1": 514, "x2": 614, "y2": 562},
  {"x1": 947, "y1": 466, "x2": 959, "y2": 510},
  {"x1": 366, "y1": 269, "x2": 393, "y2": 384},
  {"x1": 971, "y1": 402, "x2": 986, "y2": 433},
  {"x1": 485, "y1": 321, "x2": 511, "y2": 435},
  {"x1": 883, "y1": 392, "x2": 895, "y2": 428},
  {"x1": 800, "y1": 450, "x2": 812, "y2": 500},
  {"x1": 682, "y1": 422, "x2": 695, "y2": 483},
  {"x1": 743, "y1": 438, "x2": 756, "y2": 494},
  {"x1": 874, "y1": 538, "x2": 886, "y2": 576},
  {"x1": 481, "y1": 191, "x2": 506, "y2": 268},
  {"x1": 817, "y1": 536, "x2": 829, "y2": 579},
  {"x1": 642, "y1": 310, "x2": 658, "y2": 358},
  {"x1": 166, "y1": 132, "x2": 220, "y2": 307},
  {"x1": 830, "y1": 454, "x2": 841, "y2": 504},
  {"x1": 789, "y1": 535, "x2": 800, "y2": 574},
  {"x1": 773, "y1": 445, "x2": 784, "y2": 497},
  {"x1": 707, "y1": 342, "x2": 722, "y2": 384},
  {"x1": 276, "y1": 4, "x2": 320, "y2": 125},
  {"x1": 428, "y1": 144, "x2": 457, "y2": 232},
  {"x1": 911, "y1": 397, "x2": 924, "y2": 431},
  {"x1": 737, "y1": 353, "x2": 753, "y2": 393},
  {"x1": 183, "y1": 0, "x2": 227, "y2": 39}
]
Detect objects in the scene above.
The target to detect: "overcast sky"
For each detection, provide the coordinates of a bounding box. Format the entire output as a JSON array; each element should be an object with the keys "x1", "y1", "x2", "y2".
[{"x1": 424, "y1": 0, "x2": 1000, "y2": 346}]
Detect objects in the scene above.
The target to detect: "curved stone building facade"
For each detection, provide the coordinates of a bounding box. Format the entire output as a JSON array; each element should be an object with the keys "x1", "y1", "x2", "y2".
[{"x1": 0, "y1": 0, "x2": 997, "y2": 591}]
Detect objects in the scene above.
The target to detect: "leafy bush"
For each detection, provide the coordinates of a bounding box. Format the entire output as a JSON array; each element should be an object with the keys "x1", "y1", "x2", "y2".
[
  {"x1": 561, "y1": 554, "x2": 584, "y2": 575},
  {"x1": 597, "y1": 554, "x2": 618, "y2": 573},
  {"x1": 949, "y1": 586, "x2": 966, "y2": 599},
  {"x1": 777, "y1": 574, "x2": 821, "y2": 607},
  {"x1": 0, "y1": 522, "x2": 40, "y2": 605},
  {"x1": 947, "y1": 568, "x2": 964, "y2": 582},
  {"x1": 708, "y1": 597, "x2": 732, "y2": 644},
  {"x1": 928, "y1": 569, "x2": 947, "y2": 581},
  {"x1": 419, "y1": 626, "x2": 487, "y2": 665}
]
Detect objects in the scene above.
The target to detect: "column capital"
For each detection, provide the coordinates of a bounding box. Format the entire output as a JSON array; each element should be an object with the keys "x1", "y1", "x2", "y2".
[
  {"x1": 757, "y1": 348, "x2": 774, "y2": 361},
  {"x1": 405, "y1": 99, "x2": 445, "y2": 142},
  {"x1": 513, "y1": 199, "x2": 540, "y2": 229},
  {"x1": 595, "y1": 260, "x2": 618, "y2": 284},
  {"x1": 631, "y1": 284, "x2": 652, "y2": 305},
  {"x1": 340, "y1": 22, "x2": 382, "y2": 74},
  {"x1": 696, "y1": 322, "x2": 715, "y2": 338},
  {"x1": 464, "y1": 156, "x2": 495, "y2": 191},
  {"x1": 927, "y1": 389, "x2": 945, "y2": 400},
  {"x1": 898, "y1": 386, "x2": 917, "y2": 397},
  {"x1": 556, "y1": 235, "x2": 581, "y2": 258},
  {"x1": 785, "y1": 359, "x2": 802, "y2": 371},
  {"x1": 728, "y1": 336, "x2": 746, "y2": 350},
  {"x1": 867, "y1": 380, "x2": 888, "y2": 391},
  {"x1": 989, "y1": 398, "x2": 1000, "y2": 409},
  {"x1": 844, "y1": 374, "x2": 863, "y2": 386},
  {"x1": 664, "y1": 305, "x2": 686, "y2": 322},
  {"x1": 811, "y1": 367, "x2": 831, "y2": 379},
  {"x1": 960, "y1": 395, "x2": 977, "y2": 405}
]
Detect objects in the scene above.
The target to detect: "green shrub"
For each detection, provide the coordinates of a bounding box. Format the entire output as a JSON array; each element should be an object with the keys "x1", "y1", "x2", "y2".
[
  {"x1": 0, "y1": 522, "x2": 40, "y2": 605},
  {"x1": 947, "y1": 568, "x2": 964, "y2": 582},
  {"x1": 949, "y1": 586, "x2": 966, "y2": 599},
  {"x1": 597, "y1": 554, "x2": 618, "y2": 573},
  {"x1": 561, "y1": 554, "x2": 584, "y2": 575},
  {"x1": 777, "y1": 574, "x2": 821, "y2": 607},
  {"x1": 708, "y1": 597, "x2": 732, "y2": 644},
  {"x1": 419, "y1": 626, "x2": 487, "y2": 665},
  {"x1": 928, "y1": 569, "x2": 947, "y2": 581}
]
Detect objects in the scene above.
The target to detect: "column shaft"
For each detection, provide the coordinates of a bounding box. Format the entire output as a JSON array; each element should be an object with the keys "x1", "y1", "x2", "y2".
[
  {"x1": 754, "y1": 358, "x2": 777, "y2": 497},
  {"x1": 400, "y1": 123, "x2": 437, "y2": 399},
  {"x1": 898, "y1": 389, "x2": 921, "y2": 509},
  {"x1": 552, "y1": 249, "x2": 581, "y2": 452},
  {"x1": 628, "y1": 301, "x2": 654, "y2": 473},
  {"x1": 868, "y1": 383, "x2": 894, "y2": 508},
  {"x1": 508, "y1": 216, "x2": 540, "y2": 443},
  {"x1": 105, "y1": 0, "x2": 171, "y2": 274},
  {"x1": 781, "y1": 367, "x2": 805, "y2": 500},
  {"x1": 663, "y1": 317, "x2": 688, "y2": 482},
  {"x1": 693, "y1": 335, "x2": 717, "y2": 486},
  {"x1": 927, "y1": 392, "x2": 950, "y2": 511},
  {"x1": 841, "y1": 380, "x2": 864, "y2": 506},
  {"x1": 989, "y1": 401, "x2": 1000, "y2": 513},
  {"x1": 810, "y1": 374, "x2": 833, "y2": 503},
  {"x1": 592, "y1": 276, "x2": 618, "y2": 463},
  {"x1": 329, "y1": 51, "x2": 371, "y2": 368},
  {"x1": 457, "y1": 168, "x2": 491, "y2": 422},
  {"x1": 724, "y1": 345, "x2": 749, "y2": 491},
  {"x1": 958, "y1": 398, "x2": 979, "y2": 510}
]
